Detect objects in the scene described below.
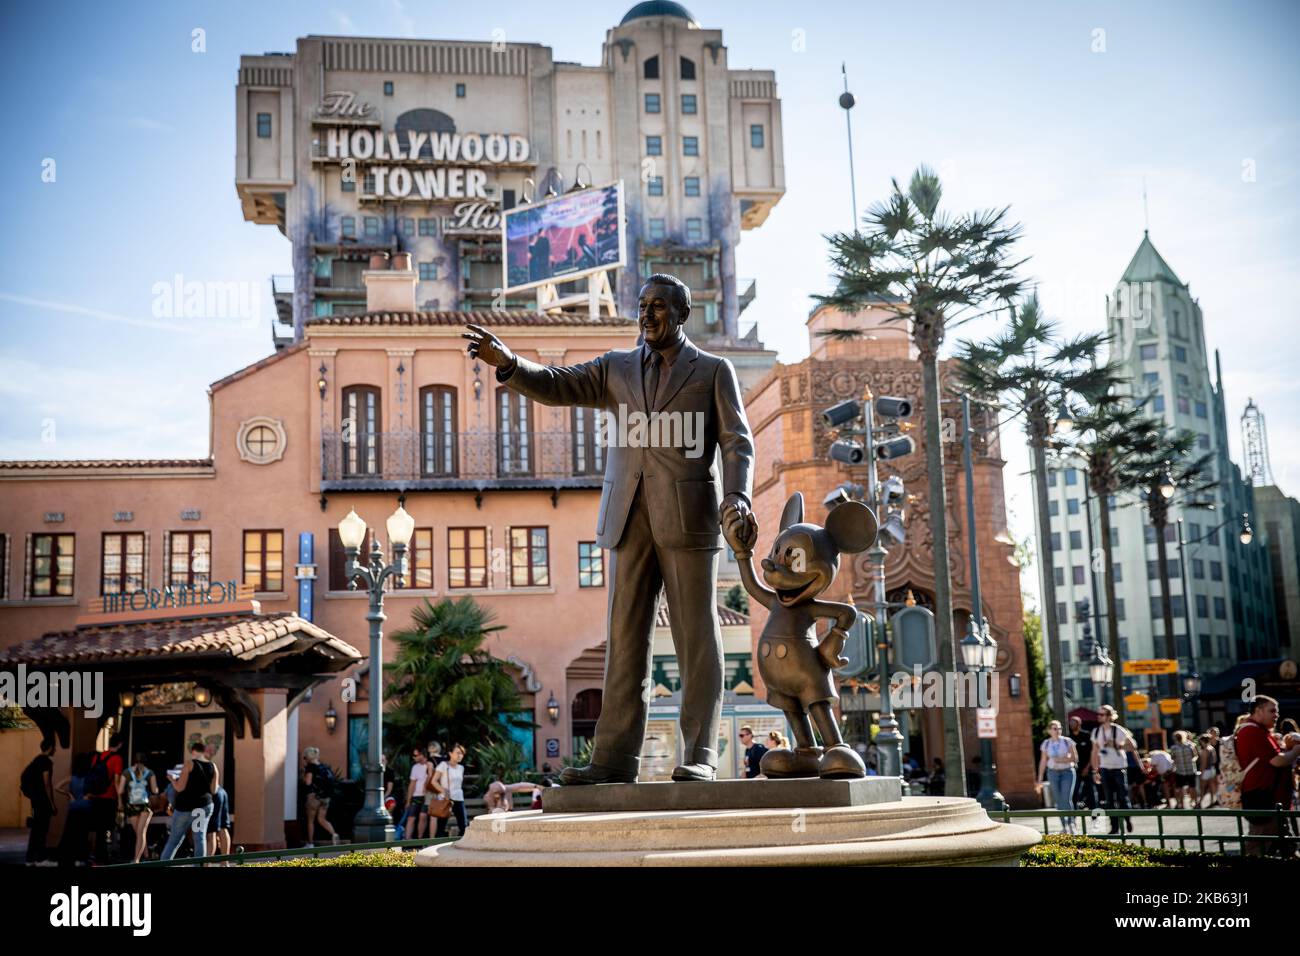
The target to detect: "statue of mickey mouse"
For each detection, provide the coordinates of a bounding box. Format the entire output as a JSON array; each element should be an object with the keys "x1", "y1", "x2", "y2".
[{"x1": 723, "y1": 492, "x2": 877, "y2": 779}]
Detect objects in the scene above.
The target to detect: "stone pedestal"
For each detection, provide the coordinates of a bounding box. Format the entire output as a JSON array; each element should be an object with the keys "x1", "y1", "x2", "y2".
[
  {"x1": 541, "y1": 776, "x2": 900, "y2": 813},
  {"x1": 415, "y1": 796, "x2": 1041, "y2": 867}
]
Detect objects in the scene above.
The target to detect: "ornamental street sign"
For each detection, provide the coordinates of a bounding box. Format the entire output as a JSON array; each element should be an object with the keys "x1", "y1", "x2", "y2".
[
  {"x1": 1123, "y1": 659, "x2": 1179, "y2": 675},
  {"x1": 1124, "y1": 692, "x2": 1150, "y2": 710},
  {"x1": 892, "y1": 605, "x2": 937, "y2": 671},
  {"x1": 834, "y1": 612, "x2": 875, "y2": 678},
  {"x1": 1158, "y1": 698, "x2": 1183, "y2": 715}
]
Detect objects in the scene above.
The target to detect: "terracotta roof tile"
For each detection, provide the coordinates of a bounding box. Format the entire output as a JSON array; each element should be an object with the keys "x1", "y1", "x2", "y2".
[
  {"x1": 306, "y1": 309, "x2": 636, "y2": 328},
  {"x1": 0, "y1": 458, "x2": 213, "y2": 470},
  {"x1": 0, "y1": 612, "x2": 362, "y2": 667},
  {"x1": 209, "y1": 339, "x2": 308, "y2": 392},
  {"x1": 655, "y1": 601, "x2": 749, "y2": 628}
]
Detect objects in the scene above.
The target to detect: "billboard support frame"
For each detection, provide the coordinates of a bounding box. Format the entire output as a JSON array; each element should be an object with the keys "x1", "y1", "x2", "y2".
[{"x1": 535, "y1": 269, "x2": 617, "y2": 320}]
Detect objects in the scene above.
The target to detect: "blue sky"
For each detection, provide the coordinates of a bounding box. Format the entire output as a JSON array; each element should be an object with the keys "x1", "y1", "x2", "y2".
[{"x1": 2, "y1": 0, "x2": 1298, "y2": 603}]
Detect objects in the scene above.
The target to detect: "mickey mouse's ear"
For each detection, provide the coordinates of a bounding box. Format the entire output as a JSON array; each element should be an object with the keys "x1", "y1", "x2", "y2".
[
  {"x1": 825, "y1": 500, "x2": 877, "y2": 554},
  {"x1": 779, "y1": 492, "x2": 804, "y2": 531}
]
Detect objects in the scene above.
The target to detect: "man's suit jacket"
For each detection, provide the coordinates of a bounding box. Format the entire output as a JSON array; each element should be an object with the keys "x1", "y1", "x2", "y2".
[{"x1": 498, "y1": 336, "x2": 753, "y2": 551}]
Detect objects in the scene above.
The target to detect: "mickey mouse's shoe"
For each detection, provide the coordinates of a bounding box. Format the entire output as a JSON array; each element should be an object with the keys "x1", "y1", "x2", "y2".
[
  {"x1": 818, "y1": 744, "x2": 866, "y2": 779},
  {"x1": 760, "y1": 746, "x2": 822, "y2": 778}
]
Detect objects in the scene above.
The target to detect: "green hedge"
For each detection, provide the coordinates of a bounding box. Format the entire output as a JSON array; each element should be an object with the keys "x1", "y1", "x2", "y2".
[
  {"x1": 1022, "y1": 835, "x2": 1291, "y2": 868},
  {"x1": 261, "y1": 848, "x2": 418, "y2": 867}
]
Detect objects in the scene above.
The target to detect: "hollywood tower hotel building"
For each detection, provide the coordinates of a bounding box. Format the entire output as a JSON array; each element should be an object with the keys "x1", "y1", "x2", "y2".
[{"x1": 0, "y1": 4, "x2": 784, "y2": 848}]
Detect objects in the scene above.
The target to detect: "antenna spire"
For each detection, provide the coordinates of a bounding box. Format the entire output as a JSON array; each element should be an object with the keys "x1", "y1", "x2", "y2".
[{"x1": 838, "y1": 63, "x2": 859, "y2": 234}]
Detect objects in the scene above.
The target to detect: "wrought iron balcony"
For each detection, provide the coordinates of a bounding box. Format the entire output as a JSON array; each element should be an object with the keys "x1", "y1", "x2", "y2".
[{"x1": 320, "y1": 429, "x2": 607, "y2": 491}]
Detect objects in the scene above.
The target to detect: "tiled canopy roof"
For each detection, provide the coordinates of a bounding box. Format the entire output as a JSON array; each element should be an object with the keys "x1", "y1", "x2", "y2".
[
  {"x1": 306, "y1": 309, "x2": 635, "y2": 328},
  {"x1": 654, "y1": 602, "x2": 750, "y2": 628},
  {"x1": 0, "y1": 458, "x2": 213, "y2": 470},
  {"x1": 0, "y1": 612, "x2": 361, "y2": 667}
]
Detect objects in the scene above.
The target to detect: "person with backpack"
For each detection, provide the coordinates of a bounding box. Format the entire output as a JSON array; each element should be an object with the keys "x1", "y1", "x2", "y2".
[
  {"x1": 119, "y1": 753, "x2": 157, "y2": 864},
  {"x1": 1088, "y1": 705, "x2": 1137, "y2": 834},
  {"x1": 55, "y1": 752, "x2": 96, "y2": 868},
  {"x1": 162, "y1": 740, "x2": 218, "y2": 860},
  {"x1": 302, "y1": 746, "x2": 340, "y2": 847},
  {"x1": 1035, "y1": 720, "x2": 1079, "y2": 834},
  {"x1": 20, "y1": 738, "x2": 58, "y2": 866},
  {"x1": 1197, "y1": 732, "x2": 1219, "y2": 807},
  {"x1": 1233, "y1": 696, "x2": 1300, "y2": 857},
  {"x1": 86, "y1": 733, "x2": 125, "y2": 865}
]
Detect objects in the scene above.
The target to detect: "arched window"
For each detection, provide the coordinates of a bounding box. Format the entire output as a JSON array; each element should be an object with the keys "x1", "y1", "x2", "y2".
[
  {"x1": 679, "y1": 56, "x2": 695, "y2": 80},
  {"x1": 571, "y1": 406, "x2": 605, "y2": 477},
  {"x1": 497, "y1": 387, "x2": 533, "y2": 476},
  {"x1": 342, "y1": 385, "x2": 382, "y2": 476},
  {"x1": 394, "y1": 108, "x2": 456, "y2": 161},
  {"x1": 643, "y1": 55, "x2": 659, "y2": 79},
  {"x1": 420, "y1": 385, "x2": 458, "y2": 477}
]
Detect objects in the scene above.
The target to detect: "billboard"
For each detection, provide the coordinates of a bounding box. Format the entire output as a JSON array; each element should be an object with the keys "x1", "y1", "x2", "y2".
[{"x1": 502, "y1": 180, "x2": 624, "y2": 293}]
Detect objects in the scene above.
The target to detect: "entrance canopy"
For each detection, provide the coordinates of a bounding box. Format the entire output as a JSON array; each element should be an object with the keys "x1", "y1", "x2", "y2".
[{"x1": 0, "y1": 611, "x2": 361, "y2": 745}]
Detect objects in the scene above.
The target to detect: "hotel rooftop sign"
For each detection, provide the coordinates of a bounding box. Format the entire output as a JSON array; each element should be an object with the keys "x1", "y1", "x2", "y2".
[{"x1": 314, "y1": 91, "x2": 531, "y2": 202}]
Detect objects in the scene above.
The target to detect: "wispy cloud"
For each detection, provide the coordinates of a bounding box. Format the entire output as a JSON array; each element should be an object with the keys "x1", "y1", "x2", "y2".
[{"x1": 0, "y1": 293, "x2": 248, "y2": 337}]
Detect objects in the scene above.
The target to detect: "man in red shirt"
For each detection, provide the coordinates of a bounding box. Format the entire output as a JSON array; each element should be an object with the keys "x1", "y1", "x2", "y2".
[
  {"x1": 1234, "y1": 696, "x2": 1300, "y2": 857},
  {"x1": 88, "y1": 733, "x2": 126, "y2": 865}
]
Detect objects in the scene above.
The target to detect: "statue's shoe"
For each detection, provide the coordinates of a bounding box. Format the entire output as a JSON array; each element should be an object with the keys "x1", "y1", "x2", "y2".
[
  {"x1": 558, "y1": 764, "x2": 637, "y2": 786},
  {"x1": 670, "y1": 763, "x2": 716, "y2": 782},
  {"x1": 760, "y1": 746, "x2": 821, "y2": 778},
  {"x1": 819, "y1": 744, "x2": 867, "y2": 779}
]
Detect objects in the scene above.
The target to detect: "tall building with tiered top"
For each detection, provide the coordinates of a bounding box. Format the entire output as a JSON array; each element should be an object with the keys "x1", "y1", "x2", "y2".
[
  {"x1": 1044, "y1": 232, "x2": 1279, "y2": 731},
  {"x1": 235, "y1": 1, "x2": 783, "y2": 387}
]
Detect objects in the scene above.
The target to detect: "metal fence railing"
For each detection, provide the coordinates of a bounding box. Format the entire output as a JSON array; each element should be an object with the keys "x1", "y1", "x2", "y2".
[
  {"x1": 998, "y1": 806, "x2": 1300, "y2": 854},
  {"x1": 321, "y1": 429, "x2": 606, "y2": 485},
  {"x1": 112, "y1": 836, "x2": 454, "y2": 868}
]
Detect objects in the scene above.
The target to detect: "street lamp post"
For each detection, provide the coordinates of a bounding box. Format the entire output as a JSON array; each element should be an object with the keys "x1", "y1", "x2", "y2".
[
  {"x1": 961, "y1": 394, "x2": 1004, "y2": 809},
  {"x1": 824, "y1": 389, "x2": 916, "y2": 779},
  {"x1": 1086, "y1": 606, "x2": 1118, "y2": 712},
  {"x1": 1173, "y1": 511, "x2": 1250, "y2": 730},
  {"x1": 1175, "y1": 518, "x2": 1199, "y2": 728},
  {"x1": 339, "y1": 505, "x2": 415, "y2": 843}
]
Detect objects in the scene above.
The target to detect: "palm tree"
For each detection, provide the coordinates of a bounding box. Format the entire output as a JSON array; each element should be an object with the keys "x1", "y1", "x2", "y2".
[
  {"x1": 1067, "y1": 400, "x2": 1165, "y2": 713},
  {"x1": 818, "y1": 166, "x2": 1026, "y2": 795},
  {"x1": 1128, "y1": 433, "x2": 1214, "y2": 701},
  {"x1": 384, "y1": 596, "x2": 530, "y2": 763},
  {"x1": 956, "y1": 294, "x2": 1118, "y2": 722}
]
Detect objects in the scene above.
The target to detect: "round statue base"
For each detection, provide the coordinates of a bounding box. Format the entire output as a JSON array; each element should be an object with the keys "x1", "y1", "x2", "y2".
[{"x1": 414, "y1": 796, "x2": 1040, "y2": 867}]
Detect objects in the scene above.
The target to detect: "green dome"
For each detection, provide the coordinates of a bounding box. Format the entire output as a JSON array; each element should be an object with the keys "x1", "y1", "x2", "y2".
[{"x1": 620, "y1": 1, "x2": 696, "y2": 25}]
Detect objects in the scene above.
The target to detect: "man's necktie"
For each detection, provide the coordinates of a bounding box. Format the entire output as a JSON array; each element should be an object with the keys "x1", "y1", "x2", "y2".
[{"x1": 644, "y1": 350, "x2": 662, "y2": 409}]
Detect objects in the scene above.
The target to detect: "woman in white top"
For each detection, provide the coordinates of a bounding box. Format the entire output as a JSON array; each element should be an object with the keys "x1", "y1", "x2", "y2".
[
  {"x1": 432, "y1": 743, "x2": 468, "y2": 838},
  {"x1": 1036, "y1": 720, "x2": 1080, "y2": 834}
]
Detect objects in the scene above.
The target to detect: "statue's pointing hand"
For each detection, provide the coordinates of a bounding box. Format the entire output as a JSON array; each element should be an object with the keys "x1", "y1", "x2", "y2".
[{"x1": 462, "y1": 324, "x2": 515, "y2": 369}]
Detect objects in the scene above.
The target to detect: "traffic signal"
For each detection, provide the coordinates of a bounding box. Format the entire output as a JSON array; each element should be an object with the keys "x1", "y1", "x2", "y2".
[
  {"x1": 875, "y1": 435, "x2": 916, "y2": 460},
  {"x1": 822, "y1": 399, "x2": 863, "y2": 428},
  {"x1": 875, "y1": 396, "x2": 912, "y2": 418},
  {"x1": 829, "y1": 440, "x2": 865, "y2": 464}
]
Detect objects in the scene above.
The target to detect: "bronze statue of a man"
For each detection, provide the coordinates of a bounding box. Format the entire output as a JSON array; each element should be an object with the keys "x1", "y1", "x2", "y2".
[{"x1": 464, "y1": 274, "x2": 754, "y2": 783}]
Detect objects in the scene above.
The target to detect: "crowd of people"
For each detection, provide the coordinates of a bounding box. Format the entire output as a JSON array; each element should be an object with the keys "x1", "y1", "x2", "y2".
[
  {"x1": 1034, "y1": 697, "x2": 1300, "y2": 855},
  {"x1": 20, "y1": 732, "x2": 233, "y2": 867}
]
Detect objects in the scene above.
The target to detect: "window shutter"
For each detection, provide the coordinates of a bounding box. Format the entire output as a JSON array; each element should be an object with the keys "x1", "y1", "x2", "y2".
[
  {"x1": 23, "y1": 533, "x2": 32, "y2": 599},
  {"x1": 162, "y1": 532, "x2": 172, "y2": 588}
]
